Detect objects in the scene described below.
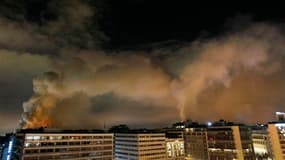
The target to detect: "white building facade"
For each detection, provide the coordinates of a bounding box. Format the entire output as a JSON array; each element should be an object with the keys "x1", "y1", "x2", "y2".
[{"x1": 115, "y1": 133, "x2": 166, "y2": 160}]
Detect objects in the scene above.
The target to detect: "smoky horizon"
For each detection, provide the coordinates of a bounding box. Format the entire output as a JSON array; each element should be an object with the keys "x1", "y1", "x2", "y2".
[{"x1": 0, "y1": 0, "x2": 284, "y2": 134}]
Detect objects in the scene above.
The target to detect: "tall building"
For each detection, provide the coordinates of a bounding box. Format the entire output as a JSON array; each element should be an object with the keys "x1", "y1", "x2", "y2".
[
  {"x1": 1, "y1": 134, "x2": 16, "y2": 160},
  {"x1": 207, "y1": 125, "x2": 255, "y2": 160},
  {"x1": 184, "y1": 126, "x2": 208, "y2": 160},
  {"x1": 267, "y1": 122, "x2": 285, "y2": 160},
  {"x1": 251, "y1": 126, "x2": 272, "y2": 160},
  {"x1": 165, "y1": 138, "x2": 184, "y2": 160},
  {"x1": 165, "y1": 129, "x2": 184, "y2": 160},
  {"x1": 14, "y1": 129, "x2": 113, "y2": 160},
  {"x1": 0, "y1": 135, "x2": 7, "y2": 160},
  {"x1": 114, "y1": 133, "x2": 166, "y2": 160}
]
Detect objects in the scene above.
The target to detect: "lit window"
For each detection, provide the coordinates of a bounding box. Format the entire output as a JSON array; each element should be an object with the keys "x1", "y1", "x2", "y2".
[
  {"x1": 26, "y1": 136, "x2": 33, "y2": 140},
  {"x1": 33, "y1": 136, "x2": 40, "y2": 140},
  {"x1": 25, "y1": 143, "x2": 30, "y2": 147}
]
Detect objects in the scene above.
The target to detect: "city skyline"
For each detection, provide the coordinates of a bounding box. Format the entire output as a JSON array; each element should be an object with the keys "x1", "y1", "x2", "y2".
[
  {"x1": 1, "y1": 1, "x2": 285, "y2": 134},
  {"x1": 2, "y1": 117, "x2": 285, "y2": 159}
]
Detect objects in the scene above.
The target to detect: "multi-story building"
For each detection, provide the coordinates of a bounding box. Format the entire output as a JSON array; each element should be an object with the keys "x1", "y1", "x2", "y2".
[
  {"x1": 207, "y1": 125, "x2": 255, "y2": 160},
  {"x1": 251, "y1": 126, "x2": 272, "y2": 160},
  {"x1": 184, "y1": 126, "x2": 208, "y2": 160},
  {"x1": 267, "y1": 122, "x2": 285, "y2": 160},
  {"x1": 0, "y1": 135, "x2": 6, "y2": 160},
  {"x1": 1, "y1": 134, "x2": 16, "y2": 160},
  {"x1": 165, "y1": 129, "x2": 184, "y2": 160},
  {"x1": 166, "y1": 138, "x2": 184, "y2": 160},
  {"x1": 14, "y1": 129, "x2": 113, "y2": 160},
  {"x1": 114, "y1": 133, "x2": 166, "y2": 160}
]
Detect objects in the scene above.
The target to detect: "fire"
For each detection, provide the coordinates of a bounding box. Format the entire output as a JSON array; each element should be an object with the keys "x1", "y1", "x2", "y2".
[
  {"x1": 23, "y1": 117, "x2": 52, "y2": 129},
  {"x1": 23, "y1": 106, "x2": 54, "y2": 129},
  {"x1": 22, "y1": 95, "x2": 57, "y2": 129}
]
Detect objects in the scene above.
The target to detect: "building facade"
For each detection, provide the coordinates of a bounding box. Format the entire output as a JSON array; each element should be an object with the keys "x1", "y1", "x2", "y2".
[
  {"x1": 1, "y1": 134, "x2": 16, "y2": 160},
  {"x1": 184, "y1": 127, "x2": 208, "y2": 160},
  {"x1": 114, "y1": 133, "x2": 166, "y2": 160},
  {"x1": 268, "y1": 123, "x2": 285, "y2": 160},
  {"x1": 165, "y1": 130, "x2": 184, "y2": 160},
  {"x1": 251, "y1": 128, "x2": 272, "y2": 160},
  {"x1": 14, "y1": 130, "x2": 113, "y2": 160},
  {"x1": 207, "y1": 126, "x2": 255, "y2": 160},
  {"x1": 166, "y1": 138, "x2": 184, "y2": 160}
]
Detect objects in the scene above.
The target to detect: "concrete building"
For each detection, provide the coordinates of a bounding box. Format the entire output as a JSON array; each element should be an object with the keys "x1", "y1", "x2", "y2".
[
  {"x1": 251, "y1": 127, "x2": 272, "y2": 160},
  {"x1": 267, "y1": 122, "x2": 285, "y2": 160},
  {"x1": 184, "y1": 126, "x2": 208, "y2": 160},
  {"x1": 165, "y1": 130, "x2": 184, "y2": 160},
  {"x1": 14, "y1": 129, "x2": 113, "y2": 160},
  {"x1": 1, "y1": 134, "x2": 16, "y2": 160},
  {"x1": 114, "y1": 133, "x2": 166, "y2": 160},
  {"x1": 207, "y1": 125, "x2": 255, "y2": 160},
  {"x1": 165, "y1": 138, "x2": 184, "y2": 160}
]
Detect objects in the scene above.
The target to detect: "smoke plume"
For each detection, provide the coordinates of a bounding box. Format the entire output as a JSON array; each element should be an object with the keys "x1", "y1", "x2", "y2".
[
  {"x1": 172, "y1": 24, "x2": 285, "y2": 122},
  {"x1": 0, "y1": 1, "x2": 284, "y2": 128},
  {"x1": 22, "y1": 52, "x2": 176, "y2": 128},
  {"x1": 20, "y1": 22, "x2": 285, "y2": 128}
]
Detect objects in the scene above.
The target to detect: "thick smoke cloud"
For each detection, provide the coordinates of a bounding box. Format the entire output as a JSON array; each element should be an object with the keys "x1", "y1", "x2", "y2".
[
  {"x1": 172, "y1": 24, "x2": 285, "y2": 122},
  {"x1": 21, "y1": 23, "x2": 285, "y2": 128},
  {"x1": 0, "y1": 50, "x2": 50, "y2": 133},
  {"x1": 0, "y1": 0, "x2": 105, "y2": 133},
  {"x1": 22, "y1": 52, "x2": 177, "y2": 128},
  {"x1": 0, "y1": 0, "x2": 285, "y2": 130}
]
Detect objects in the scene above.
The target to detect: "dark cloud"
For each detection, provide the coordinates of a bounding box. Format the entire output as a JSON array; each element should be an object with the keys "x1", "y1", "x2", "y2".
[
  {"x1": 0, "y1": 0, "x2": 108, "y2": 53},
  {"x1": 1, "y1": 1, "x2": 285, "y2": 133}
]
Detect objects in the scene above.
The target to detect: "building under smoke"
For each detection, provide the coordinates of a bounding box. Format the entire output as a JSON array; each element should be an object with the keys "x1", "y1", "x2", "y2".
[
  {"x1": 267, "y1": 122, "x2": 285, "y2": 160},
  {"x1": 12, "y1": 129, "x2": 113, "y2": 160},
  {"x1": 184, "y1": 125, "x2": 208, "y2": 160},
  {"x1": 183, "y1": 121, "x2": 256, "y2": 160},
  {"x1": 207, "y1": 125, "x2": 255, "y2": 160},
  {"x1": 251, "y1": 126, "x2": 272, "y2": 160},
  {"x1": 164, "y1": 129, "x2": 185, "y2": 160},
  {"x1": 166, "y1": 138, "x2": 184, "y2": 160},
  {"x1": 114, "y1": 133, "x2": 167, "y2": 160}
]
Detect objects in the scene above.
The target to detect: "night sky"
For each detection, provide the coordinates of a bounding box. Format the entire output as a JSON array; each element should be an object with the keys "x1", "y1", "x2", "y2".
[
  {"x1": 0, "y1": 0, "x2": 285, "y2": 133},
  {"x1": 101, "y1": 1, "x2": 285, "y2": 48}
]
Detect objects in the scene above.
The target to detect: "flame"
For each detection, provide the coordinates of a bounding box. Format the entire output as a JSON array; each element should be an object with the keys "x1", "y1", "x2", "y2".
[
  {"x1": 23, "y1": 117, "x2": 52, "y2": 129},
  {"x1": 23, "y1": 95, "x2": 57, "y2": 129}
]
